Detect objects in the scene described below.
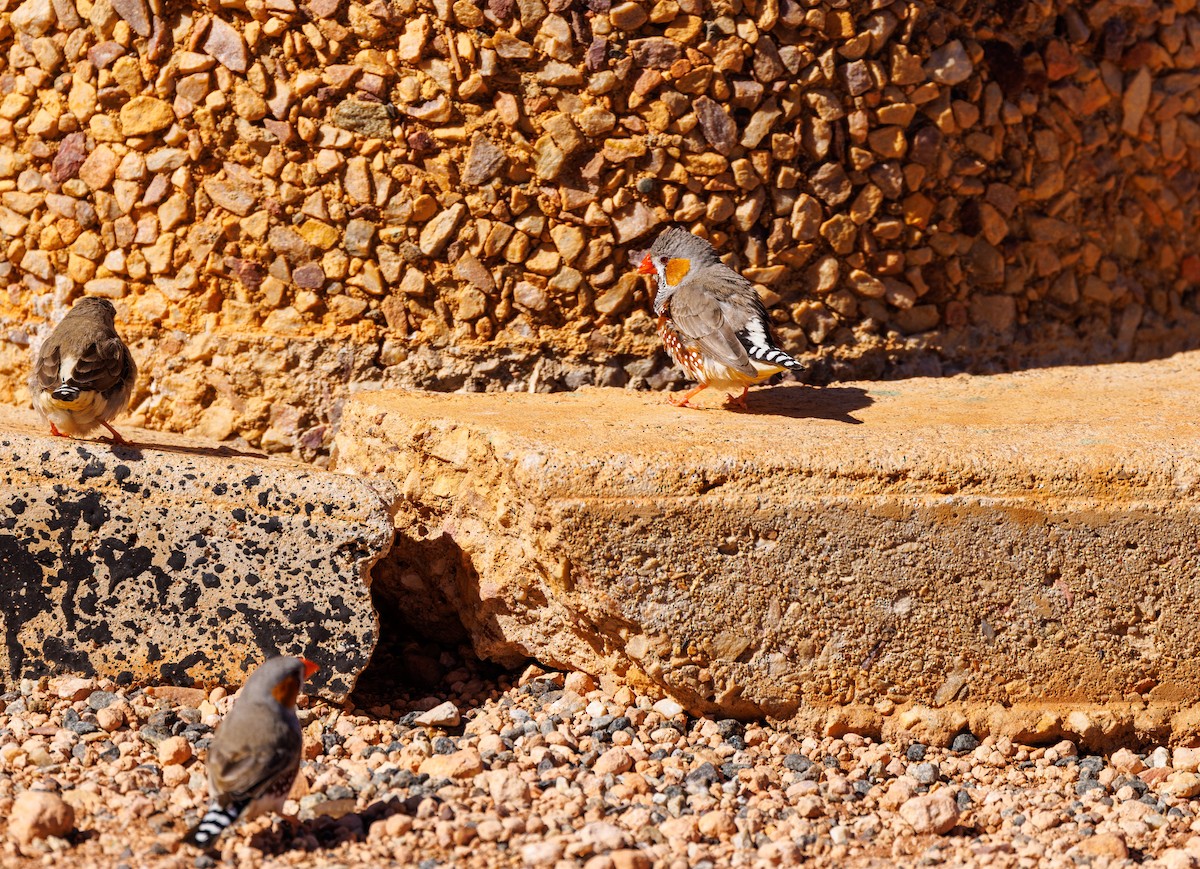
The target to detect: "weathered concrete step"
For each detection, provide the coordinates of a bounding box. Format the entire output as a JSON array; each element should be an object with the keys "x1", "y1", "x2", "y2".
[
  {"x1": 334, "y1": 352, "x2": 1200, "y2": 747},
  {"x1": 0, "y1": 407, "x2": 393, "y2": 702}
]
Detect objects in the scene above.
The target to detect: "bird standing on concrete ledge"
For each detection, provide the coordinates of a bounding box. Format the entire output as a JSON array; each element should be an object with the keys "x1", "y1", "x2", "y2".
[
  {"x1": 183, "y1": 656, "x2": 319, "y2": 848},
  {"x1": 29, "y1": 296, "x2": 137, "y2": 444},
  {"x1": 638, "y1": 227, "x2": 805, "y2": 409}
]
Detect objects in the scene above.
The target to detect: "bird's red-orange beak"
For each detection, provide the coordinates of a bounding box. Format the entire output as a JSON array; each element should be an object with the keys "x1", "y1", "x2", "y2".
[
  {"x1": 301, "y1": 658, "x2": 319, "y2": 680},
  {"x1": 637, "y1": 253, "x2": 655, "y2": 275}
]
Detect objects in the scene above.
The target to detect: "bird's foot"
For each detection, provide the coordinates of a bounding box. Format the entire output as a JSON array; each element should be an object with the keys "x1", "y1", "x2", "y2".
[
  {"x1": 723, "y1": 388, "x2": 749, "y2": 410},
  {"x1": 49, "y1": 423, "x2": 67, "y2": 438},
  {"x1": 99, "y1": 421, "x2": 131, "y2": 446},
  {"x1": 668, "y1": 384, "x2": 709, "y2": 408}
]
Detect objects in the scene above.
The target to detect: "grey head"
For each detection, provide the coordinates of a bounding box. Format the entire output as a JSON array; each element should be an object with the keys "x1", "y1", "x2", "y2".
[
  {"x1": 237, "y1": 656, "x2": 318, "y2": 710},
  {"x1": 640, "y1": 227, "x2": 726, "y2": 314},
  {"x1": 69, "y1": 296, "x2": 118, "y2": 324}
]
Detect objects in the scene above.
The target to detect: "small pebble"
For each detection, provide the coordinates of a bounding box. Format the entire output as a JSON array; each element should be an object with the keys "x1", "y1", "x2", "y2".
[
  {"x1": 911, "y1": 762, "x2": 940, "y2": 785},
  {"x1": 950, "y1": 732, "x2": 979, "y2": 753}
]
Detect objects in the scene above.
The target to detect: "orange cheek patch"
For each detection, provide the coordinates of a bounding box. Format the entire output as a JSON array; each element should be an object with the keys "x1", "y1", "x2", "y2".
[
  {"x1": 272, "y1": 676, "x2": 300, "y2": 707},
  {"x1": 665, "y1": 258, "x2": 690, "y2": 286}
]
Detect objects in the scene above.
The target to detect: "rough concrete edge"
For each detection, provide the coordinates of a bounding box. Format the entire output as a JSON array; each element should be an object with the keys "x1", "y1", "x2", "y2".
[
  {"x1": 317, "y1": 474, "x2": 399, "y2": 703},
  {"x1": 334, "y1": 408, "x2": 768, "y2": 715},
  {"x1": 0, "y1": 411, "x2": 401, "y2": 704},
  {"x1": 332, "y1": 395, "x2": 1200, "y2": 747},
  {"x1": 328, "y1": 380, "x2": 1200, "y2": 506},
  {"x1": 333, "y1": 413, "x2": 584, "y2": 662}
]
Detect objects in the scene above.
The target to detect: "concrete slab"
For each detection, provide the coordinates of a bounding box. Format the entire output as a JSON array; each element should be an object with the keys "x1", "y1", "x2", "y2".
[
  {"x1": 334, "y1": 352, "x2": 1200, "y2": 747},
  {"x1": 0, "y1": 407, "x2": 393, "y2": 702}
]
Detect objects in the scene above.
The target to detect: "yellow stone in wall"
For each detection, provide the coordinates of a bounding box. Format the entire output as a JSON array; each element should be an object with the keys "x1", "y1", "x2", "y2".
[{"x1": 298, "y1": 220, "x2": 340, "y2": 251}]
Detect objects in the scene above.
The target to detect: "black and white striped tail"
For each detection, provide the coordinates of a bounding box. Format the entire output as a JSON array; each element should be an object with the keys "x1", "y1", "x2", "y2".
[
  {"x1": 52, "y1": 384, "x2": 81, "y2": 401},
  {"x1": 747, "y1": 344, "x2": 805, "y2": 371},
  {"x1": 183, "y1": 800, "x2": 247, "y2": 847}
]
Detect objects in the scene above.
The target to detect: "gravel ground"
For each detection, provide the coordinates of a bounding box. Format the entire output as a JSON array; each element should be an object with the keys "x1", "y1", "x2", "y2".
[{"x1": 4, "y1": 648, "x2": 1200, "y2": 869}]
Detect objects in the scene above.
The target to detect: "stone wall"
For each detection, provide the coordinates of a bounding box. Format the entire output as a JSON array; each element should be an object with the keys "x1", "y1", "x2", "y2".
[{"x1": 0, "y1": 0, "x2": 1197, "y2": 457}]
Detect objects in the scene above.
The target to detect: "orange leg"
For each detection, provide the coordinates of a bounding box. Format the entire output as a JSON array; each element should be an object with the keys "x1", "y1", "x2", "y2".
[
  {"x1": 49, "y1": 422, "x2": 67, "y2": 438},
  {"x1": 100, "y1": 421, "x2": 130, "y2": 446},
  {"x1": 723, "y1": 387, "x2": 749, "y2": 410},
  {"x1": 668, "y1": 383, "x2": 709, "y2": 408}
]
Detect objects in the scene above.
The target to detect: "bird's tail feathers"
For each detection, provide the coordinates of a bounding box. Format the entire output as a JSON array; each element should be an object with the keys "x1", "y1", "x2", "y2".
[
  {"x1": 182, "y1": 800, "x2": 246, "y2": 847},
  {"x1": 51, "y1": 384, "x2": 81, "y2": 402},
  {"x1": 747, "y1": 344, "x2": 805, "y2": 371}
]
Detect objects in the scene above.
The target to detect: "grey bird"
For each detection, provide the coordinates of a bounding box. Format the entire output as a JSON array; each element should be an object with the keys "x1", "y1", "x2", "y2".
[
  {"x1": 183, "y1": 656, "x2": 319, "y2": 848},
  {"x1": 29, "y1": 296, "x2": 137, "y2": 443},
  {"x1": 638, "y1": 227, "x2": 804, "y2": 408}
]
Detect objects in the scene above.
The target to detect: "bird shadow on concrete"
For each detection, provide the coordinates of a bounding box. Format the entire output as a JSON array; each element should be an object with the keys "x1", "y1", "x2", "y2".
[
  {"x1": 99, "y1": 439, "x2": 268, "y2": 462},
  {"x1": 735, "y1": 384, "x2": 874, "y2": 423}
]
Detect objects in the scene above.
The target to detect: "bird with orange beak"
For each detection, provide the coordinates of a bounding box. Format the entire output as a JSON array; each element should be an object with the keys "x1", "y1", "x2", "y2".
[
  {"x1": 183, "y1": 656, "x2": 320, "y2": 848},
  {"x1": 637, "y1": 227, "x2": 804, "y2": 408}
]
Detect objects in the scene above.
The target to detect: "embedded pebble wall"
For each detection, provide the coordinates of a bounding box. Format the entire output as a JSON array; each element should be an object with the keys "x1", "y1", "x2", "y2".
[{"x1": 0, "y1": 0, "x2": 1197, "y2": 456}]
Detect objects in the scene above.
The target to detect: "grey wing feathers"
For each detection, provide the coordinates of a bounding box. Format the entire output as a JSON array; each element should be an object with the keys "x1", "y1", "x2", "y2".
[
  {"x1": 32, "y1": 342, "x2": 63, "y2": 392},
  {"x1": 67, "y1": 337, "x2": 132, "y2": 395},
  {"x1": 210, "y1": 727, "x2": 301, "y2": 807},
  {"x1": 34, "y1": 331, "x2": 134, "y2": 396},
  {"x1": 669, "y1": 284, "x2": 757, "y2": 377}
]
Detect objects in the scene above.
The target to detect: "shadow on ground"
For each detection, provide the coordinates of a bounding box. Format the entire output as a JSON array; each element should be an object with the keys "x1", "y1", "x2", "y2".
[
  {"x1": 104, "y1": 440, "x2": 268, "y2": 462},
  {"x1": 244, "y1": 796, "x2": 415, "y2": 857},
  {"x1": 351, "y1": 556, "x2": 521, "y2": 719},
  {"x1": 739, "y1": 384, "x2": 873, "y2": 423}
]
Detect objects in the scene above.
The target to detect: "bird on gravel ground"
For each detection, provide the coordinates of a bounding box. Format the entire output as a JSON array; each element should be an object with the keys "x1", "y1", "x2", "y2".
[
  {"x1": 638, "y1": 227, "x2": 805, "y2": 409},
  {"x1": 29, "y1": 296, "x2": 137, "y2": 444},
  {"x1": 183, "y1": 656, "x2": 319, "y2": 848}
]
